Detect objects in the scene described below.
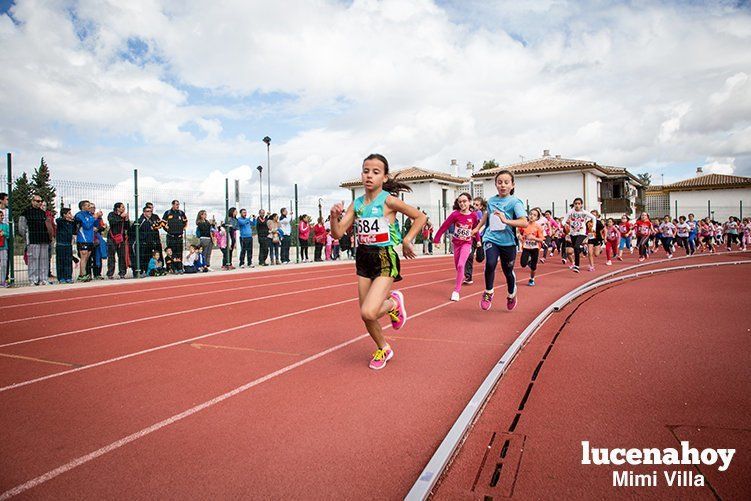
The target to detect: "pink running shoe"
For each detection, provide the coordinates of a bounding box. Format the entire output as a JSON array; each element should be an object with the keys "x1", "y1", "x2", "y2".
[
  {"x1": 388, "y1": 291, "x2": 407, "y2": 330},
  {"x1": 369, "y1": 345, "x2": 394, "y2": 370},
  {"x1": 588, "y1": 266, "x2": 595, "y2": 272},
  {"x1": 507, "y1": 288, "x2": 517, "y2": 311},
  {"x1": 480, "y1": 290, "x2": 494, "y2": 310}
]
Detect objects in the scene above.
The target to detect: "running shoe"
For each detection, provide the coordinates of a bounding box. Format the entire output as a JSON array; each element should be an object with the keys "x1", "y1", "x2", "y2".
[
  {"x1": 561, "y1": 258, "x2": 566, "y2": 264},
  {"x1": 616, "y1": 256, "x2": 623, "y2": 261},
  {"x1": 528, "y1": 279, "x2": 535, "y2": 286},
  {"x1": 450, "y1": 291, "x2": 460, "y2": 301},
  {"x1": 388, "y1": 291, "x2": 407, "y2": 330},
  {"x1": 588, "y1": 266, "x2": 595, "y2": 272},
  {"x1": 480, "y1": 291, "x2": 494, "y2": 310},
  {"x1": 539, "y1": 258, "x2": 545, "y2": 264},
  {"x1": 369, "y1": 345, "x2": 394, "y2": 370},
  {"x1": 507, "y1": 287, "x2": 517, "y2": 310},
  {"x1": 571, "y1": 265, "x2": 580, "y2": 273},
  {"x1": 639, "y1": 257, "x2": 645, "y2": 262},
  {"x1": 668, "y1": 254, "x2": 673, "y2": 259},
  {"x1": 463, "y1": 279, "x2": 473, "y2": 285},
  {"x1": 606, "y1": 260, "x2": 612, "y2": 266}
]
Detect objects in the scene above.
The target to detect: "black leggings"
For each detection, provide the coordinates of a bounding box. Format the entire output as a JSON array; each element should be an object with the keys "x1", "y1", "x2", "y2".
[
  {"x1": 300, "y1": 241, "x2": 309, "y2": 260},
  {"x1": 484, "y1": 243, "x2": 517, "y2": 295},
  {"x1": 637, "y1": 235, "x2": 650, "y2": 258},
  {"x1": 676, "y1": 236, "x2": 690, "y2": 255},
  {"x1": 571, "y1": 234, "x2": 587, "y2": 267},
  {"x1": 520, "y1": 247, "x2": 539, "y2": 271},
  {"x1": 661, "y1": 237, "x2": 674, "y2": 253}
]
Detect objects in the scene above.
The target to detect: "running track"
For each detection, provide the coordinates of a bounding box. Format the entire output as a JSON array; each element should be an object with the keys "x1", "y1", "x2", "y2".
[{"x1": 1, "y1": 251, "x2": 749, "y2": 498}]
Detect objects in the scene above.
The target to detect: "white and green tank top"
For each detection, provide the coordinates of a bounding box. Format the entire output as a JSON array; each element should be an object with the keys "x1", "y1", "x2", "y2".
[{"x1": 353, "y1": 191, "x2": 401, "y2": 247}]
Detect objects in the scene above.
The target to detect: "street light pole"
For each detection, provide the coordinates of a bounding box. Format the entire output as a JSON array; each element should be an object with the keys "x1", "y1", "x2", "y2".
[
  {"x1": 318, "y1": 198, "x2": 323, "y2": 220},
  {"x1": 263, "y1": 136, "x2": 271, "y2": 211},
  {"x1": 257, "y1": 165, "x2": 263, "y2": 211}
]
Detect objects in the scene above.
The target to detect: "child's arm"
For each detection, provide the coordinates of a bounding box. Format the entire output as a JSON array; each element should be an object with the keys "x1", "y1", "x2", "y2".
[
  {"x1": 385, "y1": 195, "x2": 427, "y2": 259},
  {"x1": 472, "y1": 212, "x2": 488, "y2": 237},
  {"x1": 496, "y1": 204, "x2": 528, "y2": 228},
  {"x1": 330, "y1": 202, "x2": 354, "y2": 239},
  {"x1": 433, "y1": 212, "x2": 456, "y2": 243}
]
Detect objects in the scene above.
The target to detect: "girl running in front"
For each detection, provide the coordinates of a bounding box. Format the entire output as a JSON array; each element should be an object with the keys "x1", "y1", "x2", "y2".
[
  {"x1": 330, "y1": 153, "x2": 426, "y2": 370},
  {"x1": 699, "y1": 218, "x2": 714, "y2": 253},
  {"x1": 604, "y1": 218, "x2": 620, "y2": 265},
  {"x1": 433, "y1": 192, "x2": 479, "y2": 301},
  {"x1": 617, "y1": 214, "x2": 633, "y2": 261},
  {"x1": 676, "y1": 216, "x2": 692, "y2": 255},
  {"x1": 472, "y1": 170, "x2": 528, "y2": 311},
  {"x1": 659, "y1": 215, "x2": 677, "y2": 258},
  {"x1": 519, "y1": 208, "x2": 545, "y2": 285},
  {"x1": 562, "y1": 198, "x2": 596, "y2": 273},
  {"x1": 635, "y1": 212, "x2": 653, "y2": 262}
]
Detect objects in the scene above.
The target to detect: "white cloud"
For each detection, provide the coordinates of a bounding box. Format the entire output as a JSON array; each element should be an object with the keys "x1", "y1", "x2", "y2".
[
  {"x1": 1, "y1": 0, "x2": 750, "y2": 215},
  {"x1": 702, "y1": 157, "x2": 736, "y2": 175}
]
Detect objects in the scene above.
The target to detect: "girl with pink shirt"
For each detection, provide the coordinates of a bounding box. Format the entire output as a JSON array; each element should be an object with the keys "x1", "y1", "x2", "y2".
[
  {"x1": 742, "y1": 217, "x2": 751, "y2": 251},
  {"x1": 298, "y1": 215, "x2": 311, "y2": 262},
  {"x1": 434, "y1": 192, "x2": 479, "y2": 301},
  {"x1": 212, "y1": 224, "x2": 229, "y2": 270}
]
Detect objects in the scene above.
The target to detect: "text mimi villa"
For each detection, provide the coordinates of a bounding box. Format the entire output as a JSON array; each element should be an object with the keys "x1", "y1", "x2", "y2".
[{"x1": 581, "y1": 441, "x2": 736, "y2": 488}]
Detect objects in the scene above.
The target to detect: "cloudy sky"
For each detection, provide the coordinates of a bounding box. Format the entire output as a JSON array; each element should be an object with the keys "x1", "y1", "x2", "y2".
[{"x1": 1, "y1": 0, "x2": 750, "y2": 210}]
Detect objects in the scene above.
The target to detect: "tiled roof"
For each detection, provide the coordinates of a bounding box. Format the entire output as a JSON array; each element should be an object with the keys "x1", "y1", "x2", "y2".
[
  {"x1": 472, "y1": 155, "x2": 642, "y2": 185},
  {"x1": 663, "y1": 173, "x2": 751, "y2": 191},
  {"x1": 340, "y1": 166, "x2": 469, "y2": 188}
]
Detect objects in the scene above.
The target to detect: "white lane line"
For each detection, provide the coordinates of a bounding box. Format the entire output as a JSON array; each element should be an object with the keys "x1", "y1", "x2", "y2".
[
  {"x1": 0, "y1": 257, "x2": 452, "y2": 309},
  {"x1": 0, "y1": 269, "x2": 469, "y2": 392},
  {"x1": 0, "y1": 268, "x2": 567, "y2": 498},
  {"x1": 0, "y1": 264, "x2": 451, "y2": 349}
]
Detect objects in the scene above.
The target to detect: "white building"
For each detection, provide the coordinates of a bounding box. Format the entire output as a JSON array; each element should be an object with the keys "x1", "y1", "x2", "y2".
[
  {"x1": 648, "y1": 170, "x2": 751, "y2": 220},
  {"x1": 472, "y1": 150, "x2": 645, "y2": 218},
  {"x1": 340, "y1": 166, "x2": 469, "y2": 227}
]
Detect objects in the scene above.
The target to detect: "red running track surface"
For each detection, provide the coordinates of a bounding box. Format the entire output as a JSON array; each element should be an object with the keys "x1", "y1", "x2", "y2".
[
  {"x1": 0, "y1": 252, "x2": 748, "y2": 498},
  {"x1": 434, "y1": 260, "x2": 751, "y2": 500}
]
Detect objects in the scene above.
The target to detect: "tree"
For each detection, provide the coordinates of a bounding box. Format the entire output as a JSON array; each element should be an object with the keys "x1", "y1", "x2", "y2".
[
  {"x1": 11, "y1": 172, "x2": 32, "y2": 224},
  {"x1": 32, "y1": 157, "x2": 57, "y2": 215},
  {"x1": 481, "y1": 159, "x2": 500, "y2": 171},
  {"x1": 637, "y1": 172, "x2": 652, "y2": 186}
]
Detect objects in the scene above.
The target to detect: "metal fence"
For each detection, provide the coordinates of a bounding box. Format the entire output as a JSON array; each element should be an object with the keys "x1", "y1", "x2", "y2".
[{"x1": 1, "y1": 159, "x2": 340, "y2": 286}]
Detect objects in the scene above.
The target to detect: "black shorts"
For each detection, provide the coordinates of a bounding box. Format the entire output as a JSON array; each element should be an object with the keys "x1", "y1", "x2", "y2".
[
  {"x1": 588, "y1": 238, "x2": 603, "y2": 246},
  {"x1": 77, "y1": 242, "x2": 93, "y2": 252},
  {"x1": 355, "y1": 245, "x2": 402, "y2": 282}
]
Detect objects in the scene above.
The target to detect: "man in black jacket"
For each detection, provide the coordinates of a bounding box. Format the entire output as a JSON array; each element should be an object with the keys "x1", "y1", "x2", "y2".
[
  {"x1": 22, "y1": 195, "x2": 51, "y2": 285},
  {"x1": 256, "y1": 209, "x2": 269, "y2": 266},
  {"x1": 137, "y1": 206, "x2": 160, "y2": 277},
  {"x1": 107, "y1": 202, "x2": 130, "y2": 279},
  {"x1": 162, "y1": 199, "x2": 188, "y2": 261}
]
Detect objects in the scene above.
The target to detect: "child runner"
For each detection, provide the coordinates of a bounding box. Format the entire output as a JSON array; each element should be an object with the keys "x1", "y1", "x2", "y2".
[
  {"x1": 330, "y1": 153, "x2": 426, "y2": 370},
  {"x1": 725, "y1": 216, "x2": 740, "y2": 251},
  {"x1": 433, "y1": 193, "x2": 479, "y2": 301},
  {"x1": 659, "y1": 215, "x2": 677, "y2": 258},
  {"x1": 519, "y1": 207, "x2": 545, "y2": 285},
  {"x1": 635, "y1": 212, "x2": 653, "y2": 262},
  {"x1": 604, "y1": 218, "x2": 620, "y2": 265},
  {"x1": 472, "y1": 170, "x2": 528, "y2": 311},
  {"x1": 742, "y1": 217, "x2": 751, "y2": 251},
  {"x1": 714, "y1": 221, "x2": 723, "y2": 250},
  {"x1": 464, "y1": 197, "x2": 487, "y2": 284},
  {"x1": 617, "y1": 214, "x2": 632, "y2": 261},
  {"x1": 700, "y1": 218, "x2": 714, "y2": 253},
  {"x1": 586, "y1": 210, "x2": 605, "y2": 271},
  {"x1": 676, "y1": 216, "x2": 691, "y2": 255},
  {"x1": 562, "y1": 198, "x2": 596, "y2": 273},
  {"x1": 686, "y1": 213, "x2": 699, "y2": 254}
]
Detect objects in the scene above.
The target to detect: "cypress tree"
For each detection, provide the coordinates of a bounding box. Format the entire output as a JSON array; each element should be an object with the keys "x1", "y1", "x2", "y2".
[
  {"x1": 31, "y1": 157, "x2": 57, "y2": 215},
  {"x1": 11, "y1": 172, "x2": 33, "y2": 224}
]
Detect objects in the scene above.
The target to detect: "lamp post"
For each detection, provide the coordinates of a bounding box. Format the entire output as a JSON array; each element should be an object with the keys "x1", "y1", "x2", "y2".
[
  {"x1": 263, "y1": 136, "x2": 271, "y2": 211},
  {"x1": 318, "y1": 198, "x2": 323, "y2": 220},
  {"x1": 466, "y1": 161, "x2": 475, "y2": 197},
  {"x1": 256, "y1": 165, "x2": 263, "y2": 211}
]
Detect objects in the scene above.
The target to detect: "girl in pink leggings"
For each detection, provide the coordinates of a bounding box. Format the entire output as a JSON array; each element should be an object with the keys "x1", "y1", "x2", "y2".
[{"x1": 434, "y1": 192, "x2": 479, "y2": 301}]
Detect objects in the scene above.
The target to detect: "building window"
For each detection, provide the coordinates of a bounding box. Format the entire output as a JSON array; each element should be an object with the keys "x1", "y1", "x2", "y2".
[{"x1": 473, "y1": 184, "x2": 483, "y2": 199}]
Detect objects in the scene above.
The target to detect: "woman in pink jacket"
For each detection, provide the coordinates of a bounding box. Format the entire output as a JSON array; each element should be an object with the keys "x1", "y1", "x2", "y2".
[
  {"x1": 313, "y1": 217, "x2": 326, "y2": 262},
  {"x1": 298, "y1": 215, "x2": 311, "y2": 262}
]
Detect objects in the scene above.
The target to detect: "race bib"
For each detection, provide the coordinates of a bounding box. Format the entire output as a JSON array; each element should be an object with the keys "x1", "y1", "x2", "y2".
[
  {"x1": 355, "y1": 217, "x2": 389, "y2": 245},
  {"x1": 488, "y1": 214, "x2": 507, "y2": 231},
  {"x1": 523, "y1": 238, "x2": 538, "y2": 249},
  {"x1": 454, "y1": 225, "x2": 472, "y2": 241}
]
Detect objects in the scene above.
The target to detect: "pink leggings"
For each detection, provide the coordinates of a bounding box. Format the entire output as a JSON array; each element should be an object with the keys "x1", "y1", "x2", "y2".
[
  {"x1": 605, "y1": 239, "x2": 619, "y2": 261},
  {"x1": 453, "y1": 241, "x2": 473, "y2": 292}
]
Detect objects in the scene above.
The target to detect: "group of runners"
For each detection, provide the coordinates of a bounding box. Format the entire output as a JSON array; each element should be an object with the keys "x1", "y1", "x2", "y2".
[{"x1": 331, "y1": 153, "x2": 750, "y2": 370}]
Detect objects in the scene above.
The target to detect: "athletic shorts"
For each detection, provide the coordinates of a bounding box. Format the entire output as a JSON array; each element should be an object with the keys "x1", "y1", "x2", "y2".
[
  {"x1": 619, "y1": 237, "x2": 631, "y2": 249},
  {"x1": 76, "y1": 242, "x2": 94, "y2": 252},
  {"x1": 588, "y1": 238, "x2": 603, "y2": 246},
  {"x1": 355, "y1": 245, "x2": 402, "y2": 282}
]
